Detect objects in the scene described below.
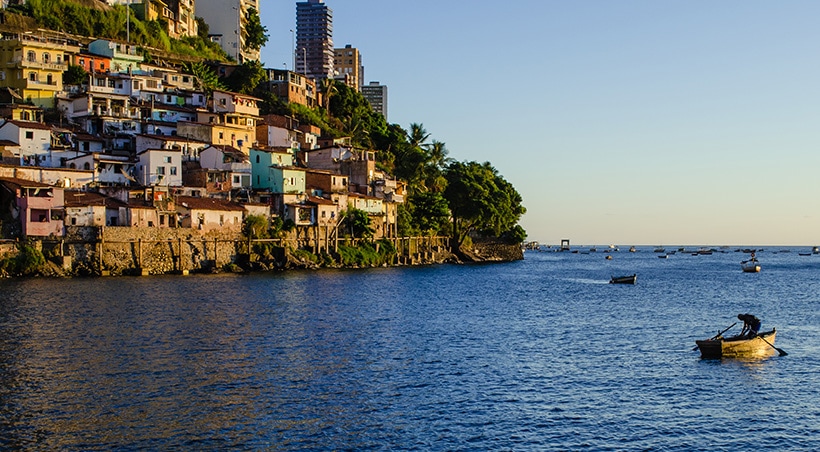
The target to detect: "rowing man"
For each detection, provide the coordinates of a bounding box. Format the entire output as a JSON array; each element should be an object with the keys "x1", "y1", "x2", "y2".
[{"x1": 738, "y1": 313, "x2": 761, "y2": 338}]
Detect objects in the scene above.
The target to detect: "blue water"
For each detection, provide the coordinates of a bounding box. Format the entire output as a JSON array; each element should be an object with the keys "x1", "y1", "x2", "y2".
[{"x1": 1, "y1": 247, "x2": 818, "y2": 450}]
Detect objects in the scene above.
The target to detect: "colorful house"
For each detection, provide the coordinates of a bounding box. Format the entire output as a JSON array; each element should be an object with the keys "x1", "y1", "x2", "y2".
[
  {"x1": 0, "y1": 177, "x2": 64, "y2": 237},
  {"x1": 0, "y1": 32, "x2": 80, "y2": 108}
]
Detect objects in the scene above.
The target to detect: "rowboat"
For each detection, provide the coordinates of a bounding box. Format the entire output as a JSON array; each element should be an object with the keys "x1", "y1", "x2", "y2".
[
  {"x1": 695, "y1": 329, "x2": 777, "y2": 359},
  {"x1": 741, "y1": 258, "x2": 761, "y2": 273},
  {"x1": 609, "y1": 274, "x2": 636, "y2": 284}
]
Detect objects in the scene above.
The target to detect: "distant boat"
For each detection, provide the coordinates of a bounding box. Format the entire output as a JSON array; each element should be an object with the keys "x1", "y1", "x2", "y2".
[
  {"x1": 657, "y1": 254, "x2": 668, "y2": 259},
  {"x1": 813, "y1": 246, "x2": 819, "y2": 254},
  {"x1": 609, "y1": 274, "x2": 637, "y2": 284},
  {"x1": 799, "y1": 252, "x2": 812, "y2": 257},
  {"x1": 605, "y1": 255, "x2": 613, "y2": 260},
  {"x1": 741, "y1": 253, "x2": 761, "y2": 273},
  {"x1": 629, "y1": 246, "x2": 637, "y2": 252},
  {"x1": 654, "y1": 247, "x2": 665, "y2": 253}
]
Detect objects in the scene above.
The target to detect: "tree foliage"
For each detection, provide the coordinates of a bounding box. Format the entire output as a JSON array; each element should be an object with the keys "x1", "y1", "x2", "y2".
[
  {"x1": 63, "y1": 64, "x2": 88, "y2": 86},
  {"x1": 223, "y1": 60, "x2": 266, "y2": 94},
  {"x1": 243, "y1": 8, "x2": 268, "y2": 52},
  {"x1": 342, "y1": 208, "x2": 374, "y2": 239},
  {"x1": 444, "y1": 161, "x2": 526, "y2": 248},
  {"x1": 18, "y1": 0, "x2": 228, "y2": 61}
]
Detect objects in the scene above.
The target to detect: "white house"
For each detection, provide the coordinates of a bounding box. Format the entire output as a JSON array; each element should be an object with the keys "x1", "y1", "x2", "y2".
[
  {"x1": 199, "y1": 144, "x2": 252, "y2": 189},
  {"x1": 136, "y1": 148, "x2": 183, "y2": 187},
  {"x1": 65, "y1": 153, "x2": 136, "y2": 187},
  {"x1": 0, "y1": 119, "x2": 52, "y2": 164}
]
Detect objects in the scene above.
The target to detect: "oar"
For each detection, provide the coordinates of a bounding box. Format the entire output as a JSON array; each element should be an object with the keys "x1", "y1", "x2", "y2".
[
  {"x1": 759, "y1": 335, "x2": 788, "y2": 357},
  {"x1": 692, "y1": 322, "x2": 737, "y2": 351}
]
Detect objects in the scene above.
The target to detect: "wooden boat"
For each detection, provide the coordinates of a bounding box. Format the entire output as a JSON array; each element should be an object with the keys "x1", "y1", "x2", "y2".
[
  {"x1": 609, "y1": 274, "x2": 636, "y2": 284},
  {"x1": 741, "y1": 257, "x2": 761, "y2": 273},
  {"x1": 695, "y1": 329, "x2": 777, "y2": 359}
]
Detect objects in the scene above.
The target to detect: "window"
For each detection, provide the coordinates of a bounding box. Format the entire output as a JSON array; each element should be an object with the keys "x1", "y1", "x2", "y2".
[
  {"x1": 170, "y1": 167, "x2": 177, "y2": 176},
  {"x1": 43, "y1": 53, "x2": 50, "y2": 64},
  {"x1": 28, "y1": 72, "x2": 37, "y2": 82},
  {"x1": 27, "y1": 51, "x2": 36, "y2": 62},
  {"x1": 25, "y1": 131, "x2": 33, "y2": 139},
  {"x1": 233, "y1": 175, "x2": 240, "y2": 184},
  {"x1": 163, "y1": 156, "x2": 172, "y2": 163},
  {"x1": 157, "y1": 166, "x2": 166, "y2": 175},
  {"x1": 82, "y1": 142, "x2": 90, "y2": 151}
]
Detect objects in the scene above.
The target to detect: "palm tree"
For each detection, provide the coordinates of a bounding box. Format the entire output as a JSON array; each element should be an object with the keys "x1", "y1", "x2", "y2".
[
  {"x1": 320, "y1": 78, "x2": 338, "y2": 115},
  {"x1": 408, "y1": 123, "x2": 431, "y2": 150}
]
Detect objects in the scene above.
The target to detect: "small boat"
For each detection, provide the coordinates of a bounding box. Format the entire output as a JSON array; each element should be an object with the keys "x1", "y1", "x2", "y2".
[
  {"x1": 799, "y1": 253, "x2": 812, "y2": 257},
  {"x1": 741, "y1": 252, "x2": 761, "y2": 273},
  {"x1": 654, "y1": 246, "x2": 665, "y2": 253},
  {"x1": 609, "y1": 274, "x2": 636, "y2": 284},
  {"x1": 605, "y1": 255, "x2": 613, "y2": 260},
  {"x1": 695, "y1": 329, "x2": 778, "y2": 359},
  {"x1": 657, "y1": 254, "x2": 668, "y2": 259}
]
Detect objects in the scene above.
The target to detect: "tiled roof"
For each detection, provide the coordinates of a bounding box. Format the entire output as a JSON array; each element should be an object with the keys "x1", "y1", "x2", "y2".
[{"x1": 175, "y1": 195, "x2": 246, "y2": 212}]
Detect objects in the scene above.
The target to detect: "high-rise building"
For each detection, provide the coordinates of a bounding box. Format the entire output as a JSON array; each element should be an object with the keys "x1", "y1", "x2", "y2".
[
  {"x1": 333, "y1": 44, "x2": 362, "y2": 91},
  {"x1": 295, "y1": 0, "x2": 333, "y2": 82},
  {"x1": 196, "y1": 0, "x2": 261, "y2": 63},
  {"x1": 361, "y1": 81, "x2": 388, "y2": 120}
]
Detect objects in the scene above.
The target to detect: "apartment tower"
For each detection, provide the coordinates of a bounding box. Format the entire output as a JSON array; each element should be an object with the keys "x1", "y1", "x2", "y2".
[
  {"x1": 361, "y1": 81, "x2": 388, "y2": 120},
  {"x1": 295, "y1": 0, "x2": 334, "y2": 82},
  {"x1": 333, "y1": 44, "x2": 362, "y2": 91},
  {"x1": 196, "y1": 0, "x2": 261, "y2": 63}
]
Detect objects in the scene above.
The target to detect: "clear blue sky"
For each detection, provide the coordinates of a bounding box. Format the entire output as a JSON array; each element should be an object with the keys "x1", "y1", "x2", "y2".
[{"x1": 260, "y1": 1, "x2": 820, "y2": 246}]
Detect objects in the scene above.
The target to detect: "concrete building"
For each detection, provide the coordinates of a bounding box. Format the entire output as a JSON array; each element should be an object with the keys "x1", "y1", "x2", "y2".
[
  {"x1": 196, "y1": 0, "x2": 261, "y2": 63},
  {"x1": 263, "y1": 69, "x2": 317, "y2": 108},
  {"x1": 295, "y1": 0, "x2": 333, "y2": 82},
  {"x1": 333, "y1": 44, "x2": 362, "y2": 91},
  {"x1": 361, "y1": 81, "x2": 388, "y2": 120}
]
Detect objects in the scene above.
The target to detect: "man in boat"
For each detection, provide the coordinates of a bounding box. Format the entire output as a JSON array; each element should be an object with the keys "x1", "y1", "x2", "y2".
[{"x1": 738, "y1": 313, "x2": 761, "y2": 338}]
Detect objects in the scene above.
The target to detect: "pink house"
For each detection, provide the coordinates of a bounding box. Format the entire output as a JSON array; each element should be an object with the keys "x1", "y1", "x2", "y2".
[{"x1": 0, "y1": 177, "x2": 64, "y2": 237}]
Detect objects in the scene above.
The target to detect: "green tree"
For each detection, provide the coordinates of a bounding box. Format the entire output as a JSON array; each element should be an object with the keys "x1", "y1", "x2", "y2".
[
  {"x1": 408, "y1": 191, "x2": 451, "y2": 235},
  {"x1": 184, "y1": 61, "x2": 225, "y2": 93},
  {"x1": 444, "y1": 161, "x2": 526, "y2": 249},
  {"x1": 63, "y1": 64, "x2": 88, "y2": 86},
  {"x1": 342, "y1": 208, "x2": 374, "y2": 239},
  {"x1": 223, "y1": 60, "x2": 265, "y2": 94},
  {"x1": 243, "y1": 8, "x2": 268, "y2": 51}
]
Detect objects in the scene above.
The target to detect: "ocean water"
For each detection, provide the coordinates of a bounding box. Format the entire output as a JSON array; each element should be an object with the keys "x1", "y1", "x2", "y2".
[{"x1": 1, "y1": 247, "x2": 818, "y2": 451}]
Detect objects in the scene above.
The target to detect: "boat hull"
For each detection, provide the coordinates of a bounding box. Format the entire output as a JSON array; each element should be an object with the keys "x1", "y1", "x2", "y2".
[
  {"x1": 609, "y1": 274, "x2": 636, "y2": 284},
  {"x1": 695, "y1": 330, "x2": 777, "y2": 359},
  {"x1": 742, "y1": 265, "x2": 761, "y2": 273}
]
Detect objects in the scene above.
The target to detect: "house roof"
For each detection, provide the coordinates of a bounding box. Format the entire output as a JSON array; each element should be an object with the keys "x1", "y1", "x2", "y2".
[
  {"x1": 0, "y1": 119, "x2": 52, "y2": 131},
  {"x1": 206, "y1": 144, "x2": 247, "y2": 161},
  {"x1": 64, "y1": 190, "x2": 127, "y2": 208},
  {"x1": 0, "y1": 139, "x2": 19, "y2": 147},
  {"x1": 0, "y1": 177, "x2": 54, "y2": 189},
  {"x1": 306, "y1": 195, "x2": 335, "y2": 206},
  {"x1": 175, "y1": 195, "x2": 245, "y2": 212}
]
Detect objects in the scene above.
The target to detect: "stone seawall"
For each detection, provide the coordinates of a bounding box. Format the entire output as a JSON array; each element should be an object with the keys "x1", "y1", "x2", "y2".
[
  {"x1": 10, "y1": 230, "x2": 522, "y2": 277},
  {"x1": 64, "y1": 226, "x2": 245, "y2": 276}
]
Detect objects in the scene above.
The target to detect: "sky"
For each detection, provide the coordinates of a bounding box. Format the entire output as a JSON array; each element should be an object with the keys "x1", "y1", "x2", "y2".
[{"x1": 259, "y1": 1, "x2": 820, "y2": 246}]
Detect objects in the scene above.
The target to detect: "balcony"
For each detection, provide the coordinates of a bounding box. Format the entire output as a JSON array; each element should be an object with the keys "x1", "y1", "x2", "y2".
[{"x1": 8, "y1": 59, "x2": 68, "y2": 72}]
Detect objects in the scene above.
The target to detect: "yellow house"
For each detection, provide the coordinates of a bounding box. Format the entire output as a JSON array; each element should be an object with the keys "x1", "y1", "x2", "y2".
[{"x1": 0, "y1": 33, "x2": 80, "y2": 108}]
